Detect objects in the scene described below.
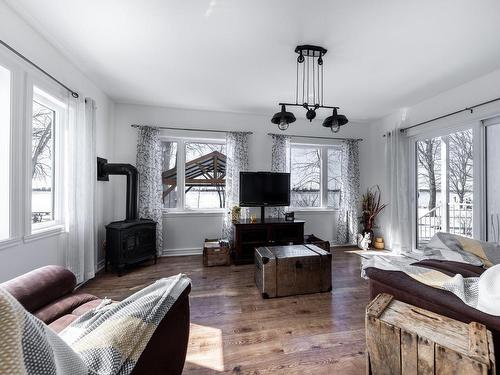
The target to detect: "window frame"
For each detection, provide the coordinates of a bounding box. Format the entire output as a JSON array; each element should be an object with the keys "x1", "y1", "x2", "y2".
[
  {"x1": 25, "y1": 79, "x2": 68, "y2": 236},
  {"x1": 289, "y1": 142, "x2": 342, "y2": 211},
  {"x1": 408, "y1": 121, "x2": 484, "y2": 250},
  {"x1": 161, "y1": 135, "x2": 227, "y2": 213}
]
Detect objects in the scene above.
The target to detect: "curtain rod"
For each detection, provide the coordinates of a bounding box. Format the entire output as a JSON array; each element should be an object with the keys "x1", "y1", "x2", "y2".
[
  {"x1": 0, "y1": 39, "x2": 79, "y2": 98},
  {"x1": 267, "y1": 133, "x2": 362, "y2": 141},
  {"x1": 131, "y1": 124, "x2": 253, "y2": 134},
  {"x1": 400, "y1": 96, "x2": 500, "y2": 133}
]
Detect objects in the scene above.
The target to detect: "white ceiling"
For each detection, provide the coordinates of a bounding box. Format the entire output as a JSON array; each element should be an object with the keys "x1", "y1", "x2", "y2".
[{"x1": 7, "y1": 0, "x2": 500, "y2": 121}]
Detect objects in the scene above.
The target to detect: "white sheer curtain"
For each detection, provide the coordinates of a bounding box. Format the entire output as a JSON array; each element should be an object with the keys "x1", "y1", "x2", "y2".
[
  {"x1": 270, "y1": 134, "x2": 290, "y2": 218},
  {"x1": 65, "y1": 97, "x2": 96, "y2": 284},
  {"x1": 385, "y1": 129, "x2": 412, "y2": 253},
  {"x1": 222, "y1": 132, "x2": 249, "y2": 241}
]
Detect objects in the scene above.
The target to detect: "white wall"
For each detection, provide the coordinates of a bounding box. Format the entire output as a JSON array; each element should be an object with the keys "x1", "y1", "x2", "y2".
[
  {"x1": 112, "y1": 103, "x2": 367, "y2": 255},
  {"x1": 0, "y1": 1, "x2": 114, "y2": 281},
  {"x1": 362, "y1": 67, "x2": 500, "y2": 244}
]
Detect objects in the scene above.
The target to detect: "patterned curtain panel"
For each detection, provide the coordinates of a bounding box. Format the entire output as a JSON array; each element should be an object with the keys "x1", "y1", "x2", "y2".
[
  {"x1": 136, "y1": 126, "x2": 163, "y2": 255},
  {"x1": 222, "y1": 132, "x2": 249, "y2": 241},
  {"x1": 336, "y1": 140, "x2": 360, "y2": 244},
  {"x1": 270, "y1": 134, "x2": 290, "y2": 218}
]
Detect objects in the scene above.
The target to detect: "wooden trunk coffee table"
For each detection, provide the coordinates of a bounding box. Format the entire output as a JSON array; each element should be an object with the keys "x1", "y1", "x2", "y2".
[{"x1": 254, "y1": 244, "x2": 332, "y2": 298}]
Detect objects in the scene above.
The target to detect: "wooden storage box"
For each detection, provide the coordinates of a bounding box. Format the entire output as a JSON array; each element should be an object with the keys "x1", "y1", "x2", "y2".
[
  {"x1": 203, "y1": 239, "x2": 230, "y2": 267},
  {"x1": 366, "y1": 293, "x2": 496, "y2": 375},
  {"x1": 304, "y1": 234, "x2": 331, "y2": 252},
  {"x1": 255, "y1": 244, "x2": 332, "y2": 298}
]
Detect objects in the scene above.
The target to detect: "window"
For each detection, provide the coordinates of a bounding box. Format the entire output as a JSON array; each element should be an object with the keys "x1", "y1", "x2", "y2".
[
  {"x1": 290, "y1": 144, "x2": 342, "y2": 209},
  {"x1": 415, "y1": 128, "x2": 474, "y2": 248},
  {"x1": 0, "y1": 64, "x2": 10, "y2": 240},
  {"x1": 291, "y1": 146, "x2": 321, "y2": 207},
  {"x1": 31, "y1": 87, "x2": 65, "y2": 230},
  {"x1": 162, "y1": 138, "x2": 226, "y2": 210}
]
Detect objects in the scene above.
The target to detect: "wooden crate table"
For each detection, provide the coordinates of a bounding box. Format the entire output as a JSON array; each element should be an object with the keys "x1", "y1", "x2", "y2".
[{"x1": 366, "y1": 293, "x2": 496, "y2": 375}]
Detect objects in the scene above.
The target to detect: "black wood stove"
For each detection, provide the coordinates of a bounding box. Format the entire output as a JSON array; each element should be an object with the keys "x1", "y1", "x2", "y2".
[{"x1": 98, "y1": 158, "x2": 157, "y2": 276}]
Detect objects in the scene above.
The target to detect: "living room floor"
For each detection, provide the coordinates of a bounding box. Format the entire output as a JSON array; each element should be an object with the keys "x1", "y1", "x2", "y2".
[{"x1": 80, "y1": 248, "x2": 369, "y2": 374}]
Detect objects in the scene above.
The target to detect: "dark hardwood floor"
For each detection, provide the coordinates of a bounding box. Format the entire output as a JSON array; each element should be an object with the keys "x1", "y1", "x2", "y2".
[{"x1": 80, "y1": 248, "x2": 369, "y2": 374}]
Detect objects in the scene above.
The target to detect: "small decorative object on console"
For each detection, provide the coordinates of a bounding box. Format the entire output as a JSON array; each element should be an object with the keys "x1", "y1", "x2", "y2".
[
  {"x1": 373, "y1": 237, "x2": 385, "y2": 250},
  {"x1": 285, "y1": 211, "x2": 295, "y2": 221},
  {"x1": 203, "y1": 238, "x2": 230, "y2": 267},
  {"x1": 357, "y1": 232, "x2": 371, "y2": 250}
]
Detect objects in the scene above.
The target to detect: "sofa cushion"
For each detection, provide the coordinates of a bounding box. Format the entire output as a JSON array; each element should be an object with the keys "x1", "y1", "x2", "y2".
[
  {"x1": 71, "y1": 299, "x2": 107, "y2": 316},
  {"x1": 49, "y1": 314, "x2": 80, "y2": 333},
  {"x1": 1, "y1": 265, "x2": 76, "y2": 313},
  {"x1": 33, "y1": 292, "x2": 99, "y2": 324}
]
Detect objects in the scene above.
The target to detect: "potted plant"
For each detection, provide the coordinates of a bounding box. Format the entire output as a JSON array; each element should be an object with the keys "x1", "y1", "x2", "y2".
[{"x1": 360, "y1": 185, "x2": 387, "y2": 240}]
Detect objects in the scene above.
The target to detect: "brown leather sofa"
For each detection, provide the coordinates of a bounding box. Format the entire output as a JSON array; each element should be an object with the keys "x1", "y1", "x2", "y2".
[
  {"x1": 1, "y1": 265, "x2": 191, "y2": 375},
  {"x1": 365, "y1": 259, "x2": 499, "y2": 373}
]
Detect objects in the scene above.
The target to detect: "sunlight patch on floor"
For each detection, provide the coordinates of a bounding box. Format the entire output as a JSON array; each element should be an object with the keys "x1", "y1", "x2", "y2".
[{"x1": 186, "y1": 323, "x2": 224, "y2": 372}]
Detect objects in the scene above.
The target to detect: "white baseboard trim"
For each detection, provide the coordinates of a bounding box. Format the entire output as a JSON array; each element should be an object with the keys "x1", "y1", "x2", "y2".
[{"x1": 161, "y1": 247, "x2": 202, "y2": 257}]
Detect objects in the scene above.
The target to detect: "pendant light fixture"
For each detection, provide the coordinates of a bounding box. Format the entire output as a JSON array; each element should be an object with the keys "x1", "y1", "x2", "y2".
[
  {"x1": 271, "y1": 45, "x2": 349, "y2": 132},
  {"x1": 271, "y1": 104, "x2": 296, "y2": 131}
]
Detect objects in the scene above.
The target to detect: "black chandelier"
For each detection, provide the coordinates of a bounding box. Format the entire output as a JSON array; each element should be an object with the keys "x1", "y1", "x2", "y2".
[{"x1": 271, "y1": 45, "x2": 348, "y2": 133}]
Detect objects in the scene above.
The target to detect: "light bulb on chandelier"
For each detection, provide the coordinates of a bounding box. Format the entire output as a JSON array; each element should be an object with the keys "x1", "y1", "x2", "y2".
[{"x1": 278, "y1": 120, "x2": 289, "y2": 131}]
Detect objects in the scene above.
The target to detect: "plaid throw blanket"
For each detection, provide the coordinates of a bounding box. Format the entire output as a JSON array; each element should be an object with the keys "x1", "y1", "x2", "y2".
[
  {"x1": 362, "y1": 232, "x2": 500, "y2": 316},
  {"x1": 0, "y1": 273, "x2": 190, "y2": 375}
]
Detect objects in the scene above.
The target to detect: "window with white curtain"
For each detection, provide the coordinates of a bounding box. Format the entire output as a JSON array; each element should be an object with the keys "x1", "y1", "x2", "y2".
[{"x1": 289, "y1": 143, "x2": 342, "y2": 209}]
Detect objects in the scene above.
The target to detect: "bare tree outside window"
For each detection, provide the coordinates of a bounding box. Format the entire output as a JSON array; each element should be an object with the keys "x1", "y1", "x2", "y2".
[
  {"x1": 290, "y1": 147, "x2": 321, "y2": 207},
  {"x1": 448, "y1": 130, "x2": 473, "y2": 204},
  {"x1": 31, "y1": 100, "x2": 55, "y2": 223},
  {"x1": 416, "y1": 129, "x2": 474, "y2": 247},
  {"x1": 327, "y1": 148, "x2": 342, "y2": 208},
  {"x1": 417, "y1": 138, "x2": 441, "y2": 214}
]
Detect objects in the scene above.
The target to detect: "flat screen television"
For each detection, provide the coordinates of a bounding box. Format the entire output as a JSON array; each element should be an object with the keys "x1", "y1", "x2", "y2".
[{"x1": 239, "y1": 172, "x2": 290, "y2": 207}]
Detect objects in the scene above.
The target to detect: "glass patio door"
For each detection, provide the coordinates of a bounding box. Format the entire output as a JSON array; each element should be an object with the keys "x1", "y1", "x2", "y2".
[{"x1": 415, "y1": 128, "x2": 474, "y2": 248}]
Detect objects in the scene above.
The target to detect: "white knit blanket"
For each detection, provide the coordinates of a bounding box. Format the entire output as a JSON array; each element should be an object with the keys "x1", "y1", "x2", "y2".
[{"x1": 0, "y1": 274, "x2": 190, "y2": 375}]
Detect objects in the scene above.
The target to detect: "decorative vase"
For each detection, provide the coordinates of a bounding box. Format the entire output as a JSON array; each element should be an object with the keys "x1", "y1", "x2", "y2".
[{"x1": 374, "y1": 237, "x2": 385, "y2": 250}]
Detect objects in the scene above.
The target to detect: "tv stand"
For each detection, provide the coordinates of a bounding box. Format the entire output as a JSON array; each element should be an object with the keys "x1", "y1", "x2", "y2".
[{"x1": 232, "y1": 219, "x2": 305, "y2": 265}]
